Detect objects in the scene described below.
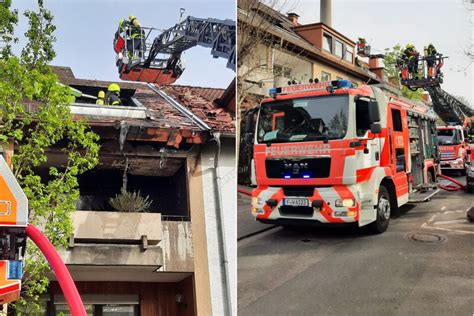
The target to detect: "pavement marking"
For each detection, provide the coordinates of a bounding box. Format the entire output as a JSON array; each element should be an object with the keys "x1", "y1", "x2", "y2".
[
  {"x1": 421, "y1": 223, "x2": 474, "y2": 235},
  {"x1": 432, "y1": 219, "x2": 467, "y2": 225},
  {"x1": 421, "y1": 209, "x2": 474, "y2": 235}
]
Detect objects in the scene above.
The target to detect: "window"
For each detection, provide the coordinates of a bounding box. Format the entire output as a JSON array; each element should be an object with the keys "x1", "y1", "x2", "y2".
[
  {"x1": 391, "y1": 108, "x2": 403, "y2": 131},
  {"x1": 356, "y1": 99, "x2": 371, "y2": 137},
  {"x1": 54, "y1": 304, "x2": 138, "y2": 315},
  {"x1": 321, "y1": 71, "x2": 331, "y2": 82},
  {"x1": 273, "y1": 64, "x2": 292, "y2": 78},
  {"x1": 69, "y1": 85, "x2": 138, "y2": 107},
  {"x1": 335, "y1": 40, "x2": 343, "y2": 58},
  {"x1": 395, "y1": 148, "x2": 406, "y2": 172},
  {"x1": 257, "y1": 95, "x2": 349, "y2": 143},
  {"x1": 71, "y1": 159, "x2": 190, "y2": 219},
  {"x1": 323, "y1": 33, "x2": 332, "y2": 52},
  {"x1": 345, "y1": 48, "x2": 353, "y2": 63}
]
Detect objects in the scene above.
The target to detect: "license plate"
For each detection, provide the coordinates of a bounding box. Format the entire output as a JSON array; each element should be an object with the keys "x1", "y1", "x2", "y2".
[{"x1": 283, "y1": 198, "x2": 309, "y2": 207}]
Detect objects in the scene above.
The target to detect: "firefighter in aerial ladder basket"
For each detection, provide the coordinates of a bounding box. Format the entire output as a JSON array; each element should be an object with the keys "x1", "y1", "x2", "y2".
[
  {"x1": 424, "y1": 43, "x2": 438, "y2": 79},
  {"x1": 401, "y1": 44, "x2": 419, "y2": 80},
  {"x1": 114, "y1": 16, "x2": 145, "y2": 69}
]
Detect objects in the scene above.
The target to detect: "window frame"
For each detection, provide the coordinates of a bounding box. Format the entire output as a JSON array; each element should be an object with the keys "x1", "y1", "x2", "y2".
[
  {"x1": 391, "y1": 108, "x2": 403, "y2": 132},
  {"x1": 335, "y1": 39, "x2": 344, "y2": 58},
  {"x1": 321, "y1": 71, "x2": 331, "y2": 82},
  {"x1": 323, "y1": 33, "x2": 333, "y2": 53},
  {"x1": 344, "y1": 47, "x2": 353, "y2": 63}
]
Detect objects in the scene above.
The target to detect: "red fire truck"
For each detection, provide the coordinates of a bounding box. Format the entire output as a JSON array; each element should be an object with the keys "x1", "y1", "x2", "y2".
[
  {"x1": 246, "y1": 80, "x2": 440, "y2": 233},
  {"x1": 437, "y1": 125, "x2": 468, "y2": 174}
]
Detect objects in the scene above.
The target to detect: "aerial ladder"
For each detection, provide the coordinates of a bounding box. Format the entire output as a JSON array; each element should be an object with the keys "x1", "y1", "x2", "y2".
[
  {"x1": 0, "y1": 147, "x2": 86, "y2": 314},
  {"x1": 398, "y1": 50, "x2": 474, "y2": 191},
  {"x1": 398, "y1": 52, "x2": 473, "y2": 136},
  {"x1": 113, "y1": 11, "x2": 236, "y2": 85}
]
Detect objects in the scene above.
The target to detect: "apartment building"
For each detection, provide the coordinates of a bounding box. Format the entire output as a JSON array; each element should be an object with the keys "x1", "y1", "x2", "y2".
[{"x1": 32, "y1": 67, "x2": 236, "y2": 315}]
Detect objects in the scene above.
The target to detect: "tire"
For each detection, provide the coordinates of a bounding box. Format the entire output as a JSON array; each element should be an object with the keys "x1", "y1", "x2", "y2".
[{"x1": 367, "y1": 186, "x2": 391, "y2": 234}]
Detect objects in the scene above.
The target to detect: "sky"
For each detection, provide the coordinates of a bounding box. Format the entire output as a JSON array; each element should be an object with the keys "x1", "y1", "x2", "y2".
[
  {"x1": 288, "y1": 0, "x2": 473, "y2": 104},
  {"x1": 11, "y1": 0, "x2": 236, "y2": 88}
]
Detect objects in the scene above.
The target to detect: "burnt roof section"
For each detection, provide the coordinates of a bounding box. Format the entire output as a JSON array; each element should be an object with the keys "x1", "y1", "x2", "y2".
[
  {"x1": 160, "y1": 85, "x2": 235, "y2": 133},
  {"x1": 51, "y1": 66, "x2": 235, "y2": 133}
]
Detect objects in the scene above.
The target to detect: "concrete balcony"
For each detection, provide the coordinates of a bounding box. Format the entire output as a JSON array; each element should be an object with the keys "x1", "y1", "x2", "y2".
[
  {"x1": 60, "y1": 211, "x2": 163, "y2": 271},
  {"x1": 71, "y1": 210, "x2": 162, "y2": 245},
  {"x1": 57, "y1": 213, "x2": 194, "y2": 281}
]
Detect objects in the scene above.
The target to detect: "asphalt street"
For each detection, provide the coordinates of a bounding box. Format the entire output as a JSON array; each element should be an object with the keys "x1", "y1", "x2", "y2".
[{"x1": 238, "y1": 176, "x2": 474, "y2": 316}]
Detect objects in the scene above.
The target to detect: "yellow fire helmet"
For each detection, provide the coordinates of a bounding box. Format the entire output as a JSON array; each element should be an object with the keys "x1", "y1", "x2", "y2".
[
  {"x1": 406, "y1": 43, "x2": 415, "y2": 49},
  {"x1": 108, "y1": 83, "x2": 120, "y2": 93},
  {"x1": 129, "y1": 15, "x2": 136, "y2": 21},
  {"x1": 98, "y1": 90, "x2": 105, "y2": 98}
]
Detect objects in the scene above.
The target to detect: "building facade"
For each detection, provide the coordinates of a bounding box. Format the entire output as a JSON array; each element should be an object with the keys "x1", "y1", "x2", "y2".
[{"x1": 28, "y1": 67, "x2": 236, "y2": 315}]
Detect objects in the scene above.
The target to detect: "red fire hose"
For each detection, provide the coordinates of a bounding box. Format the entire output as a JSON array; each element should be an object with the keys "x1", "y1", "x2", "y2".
[
  {"x1": 26, "y1": 224, "x2": 86, "y2": 316},
  {"x1": 437, "y1": 173, "x2": 466, "y2": 191}
]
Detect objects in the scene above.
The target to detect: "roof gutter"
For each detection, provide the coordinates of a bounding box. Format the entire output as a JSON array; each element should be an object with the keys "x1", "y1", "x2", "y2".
[{"x1": 147, "y1": 83, "x2": 212, "y2": 131}]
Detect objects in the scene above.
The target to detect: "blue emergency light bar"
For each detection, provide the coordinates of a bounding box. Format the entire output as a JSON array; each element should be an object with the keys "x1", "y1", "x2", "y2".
[{"x1": 269, "y1": 80, "x2": 353, "y2": 97}]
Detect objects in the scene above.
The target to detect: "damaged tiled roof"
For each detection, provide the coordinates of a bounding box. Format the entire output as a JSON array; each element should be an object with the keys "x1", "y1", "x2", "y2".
[
  {"x1": 51, "y1": 66, "x2": 235, "y2": 133},
  {"x1": 160, "y1": 85, "x2": 235, "y2": 133}
]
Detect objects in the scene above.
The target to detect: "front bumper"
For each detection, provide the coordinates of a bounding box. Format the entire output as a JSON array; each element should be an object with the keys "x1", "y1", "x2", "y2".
[
  {"x1": 440, "y1": 158, "x2": 465, "y2": 170},
  {"x1": 251, "y1": 186, "x2": 360, "y2": 224}
]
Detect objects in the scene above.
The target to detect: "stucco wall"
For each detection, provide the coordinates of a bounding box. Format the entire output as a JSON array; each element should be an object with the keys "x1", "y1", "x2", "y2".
[
  {"x1": 312, "y1": 62, "x2": 364, "y2": 85},
  {"x1": 200, "y1": 136, "x2": 236, "y2": 316}
]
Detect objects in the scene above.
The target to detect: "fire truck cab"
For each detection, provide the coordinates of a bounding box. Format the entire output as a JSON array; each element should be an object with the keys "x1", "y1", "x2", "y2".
[
  {"x1": 249, "y1": 80, "x2": 440, "y2": 233},
  {"x1": 437, "y1": 125, "x2": 468, "y2": 174}
]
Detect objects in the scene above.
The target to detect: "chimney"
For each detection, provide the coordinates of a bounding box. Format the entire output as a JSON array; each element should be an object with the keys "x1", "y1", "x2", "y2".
[
  {"x1": 287, "y1": 13, "x2": 299, "y2": 26},
  {"x1": 321, "y1": 0, "x2": 332, "y2": 27},
  {"x1": 368, "y1": 56, "x2": 385, "y2": 81}
]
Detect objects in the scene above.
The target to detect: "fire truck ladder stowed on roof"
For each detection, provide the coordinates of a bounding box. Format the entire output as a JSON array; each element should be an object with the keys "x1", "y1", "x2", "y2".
[{"x1": 117, "y1": 16, "x2": 236, "y2": 85}]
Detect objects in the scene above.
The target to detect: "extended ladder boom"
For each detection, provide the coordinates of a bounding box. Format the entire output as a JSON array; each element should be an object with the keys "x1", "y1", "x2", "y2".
[
  {"x1": 426, "y1": 86, "x2": 474, "y2": 125},
  {"x1": 147, "y1": 16, "x2": 236, "y2": 70}
]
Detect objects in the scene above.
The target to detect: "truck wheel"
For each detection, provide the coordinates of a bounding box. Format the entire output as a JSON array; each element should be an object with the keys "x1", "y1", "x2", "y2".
[{"x1": 368, "y1": 186, "x2": 391, "y2": 234}]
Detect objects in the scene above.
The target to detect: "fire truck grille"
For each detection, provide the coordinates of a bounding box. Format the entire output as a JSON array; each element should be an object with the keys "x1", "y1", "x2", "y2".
[
  {"x1": 282, "y1": 186, "x2": 316, "y2": 197},
  {"x1": 440, "y1": 152, "x2": 455, "y2": 160},
  {"x1": 265, "y1": 158, "x2": 331, "y2": 179},
  {"x1": 279, "y1": 206, "x2": 314, "y2": 218}
]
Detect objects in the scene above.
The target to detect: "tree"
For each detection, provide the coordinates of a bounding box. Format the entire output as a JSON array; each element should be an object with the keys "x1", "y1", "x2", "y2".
[
  {"x1": 383, "y1": 44, "x2": 424, "y2": 101},
  {"x1": 0, "y1": 0, "x2": 100, "y2": 312},
  {"x1": 237, "y1": 0, "x2": 303, "y2": 111}
]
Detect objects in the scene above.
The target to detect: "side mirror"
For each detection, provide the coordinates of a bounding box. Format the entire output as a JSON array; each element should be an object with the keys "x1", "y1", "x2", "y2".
[
  {"x1": 368, "y1": 101, "x2": 380, "y2": 123},
  {"x1": 370, "y1": 123, "x2": 382, "y2": 134}
]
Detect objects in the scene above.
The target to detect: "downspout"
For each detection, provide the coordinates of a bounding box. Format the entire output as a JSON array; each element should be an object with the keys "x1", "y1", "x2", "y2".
[{"x1": 210, "y1": 132, "x2": 232, "y2": 316}]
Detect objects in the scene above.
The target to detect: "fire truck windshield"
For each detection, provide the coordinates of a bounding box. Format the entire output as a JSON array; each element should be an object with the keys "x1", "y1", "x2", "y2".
[
  {"x1": 257, "y1": 95, "x2": 349, "y2": 143},
  {"x1": 437, "y1": 129, "x2": 461, "y2": 145}
]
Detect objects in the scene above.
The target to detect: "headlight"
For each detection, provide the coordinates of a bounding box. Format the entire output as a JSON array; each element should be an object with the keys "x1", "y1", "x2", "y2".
[
  {"x1": 251, "y1": 197, "x2": 262, "y2": 207},
  {"x1": 335, "y1": 198, "x2": 356, "y2": 207}
]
